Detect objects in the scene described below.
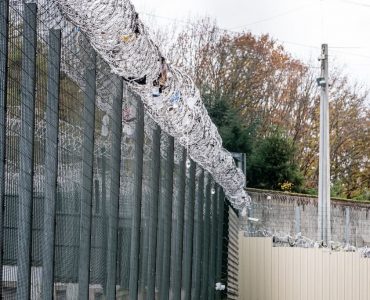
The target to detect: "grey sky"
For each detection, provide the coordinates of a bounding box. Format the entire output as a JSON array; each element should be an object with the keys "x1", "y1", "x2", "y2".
[{"x1": 132, "y1": 0, "x2": 370, "y2": 93}]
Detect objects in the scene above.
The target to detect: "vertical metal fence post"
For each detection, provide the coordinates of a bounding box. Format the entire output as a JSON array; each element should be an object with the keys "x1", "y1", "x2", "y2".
[
  {"x1": 128, "y1": 97, "x2": 145, "y2": 299},
  {"x1": 159, "y1": 135, "x2": 174, "y2": 300},
  {"x1": 0, "y1": 0, "x2": 9, "y2": 294},
  {"x1": 208, "y1": 183, "x2": 218, "y2": 299},
  {"x1": 191, "y1": 168, "x2": 204, "y2": 300},
  {"x1": 345, "y1": 207, "x2": 350, "y2": 245},
  {"x1": 42, "y1": 28, "x2": 62, "y2": 300},
  {"x1": 16, "y1": 3, "x2": 37, "y2": 299},
  {"x1": 215, "y1": 188, "x2": 225, "y2": 300},
  {"x1": 146, "y1": 124, "x2": 161, "y2": 300},
  {"x1": 200, "y1": 174, "x2": 211, "y2": 299},
  {"x1": 155, "y1": 151, "x2": 163, "y2": 288},
  {"x1": 247, "y1": 205, "x2": 253, "y2": 235},
  {"x1": 140, "y1": 195, "x2": 149, "y2": 295},
  {"x1": 105, "y1": 78, "x2": 123, "y2": 300},
  {"x1": 182, "y1": 159, "x2": 196, "y2": 300},
  {"x1": 295, "y1": 205, "x2": 301, "y2": 235},
  {"x1": 94, "y1": 180, "x2": 100, "y2": 213},
  {"x1": 101, "y1": 147, "x2": 108, "y2": 289},
  {"x1": 170, "y1": 148, "x2": 187, "y2": 300},
  {"x1": 78, "y1": 51, "x2": 97, "y2": 300}
]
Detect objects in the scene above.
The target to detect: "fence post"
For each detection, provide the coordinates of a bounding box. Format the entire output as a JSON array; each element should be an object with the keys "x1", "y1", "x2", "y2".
[
  {"x1": 78, "y1": 51, "x2": 97, "y2": 300},
  {"x1": 191, "y1": 168, "x2": 204, "y2": 300},
  {"x1": 16, "y1": 3, "x2": 37, "y2": 299},
  {"x1": 101, "y1": 148, "x2": 108, "y2": 289},
  {"x1": 182, "y1": 158, "x2": 196, "y2": 300},
  {"x1": 140, "y1": 188, "x2": 149, "y2": 295},
  {"x1": 94, "y1": 179, "x2": 100, "y2": 213},
  {"x1": 215, "y1": 188, "x2": 225, "y2": 300},
  {"x1": 128, "y1": 96, "x2": 145, "y2": 299},
  {"x1": 247, "y1": 206, "x2": 254, "y2": 236},
  {"x1": 105, "y1": 78, "x2": 123, "y2": 300},
  {"x1": 345, "y1": 207, "x2": 350, "y2": 245},
  {"x1": 200, "y1": 173, "x2": 212, "y2": 299},
  {"x1": 146, "y1": 124, "x2": 161, "y2": 300},
  {"x1": 208, "y1": 182, "x2": 218, "y2": 299},
  {"x1": 170, "y1": 147, "x2": 187, "y2": 300},
  {"x1": 295, "y1": 205, "x2": 301, "y2": 235},
  {"x1": 42, "y1": 28, "x2": 62, "y2": 300},
  {"x1": 155, "y1": 137, "x2": 164, "y2": 289},
  {"x1": 159, "y1": 135, "x2": 175, "y2": 300},
  {"x1": 0, "y1": 0, "x2": 9, "y2": 294}
]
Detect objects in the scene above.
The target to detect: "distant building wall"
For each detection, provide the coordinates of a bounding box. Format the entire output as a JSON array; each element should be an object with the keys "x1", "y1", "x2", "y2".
[{"x1": 242, "y1": 188, "x2": 370, "y2": 247}]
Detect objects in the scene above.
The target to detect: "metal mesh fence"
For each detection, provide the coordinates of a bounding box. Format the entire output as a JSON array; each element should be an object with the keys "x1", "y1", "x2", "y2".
[{"x1": 0, "y1": 1, "x2": 231, "y2": 299}]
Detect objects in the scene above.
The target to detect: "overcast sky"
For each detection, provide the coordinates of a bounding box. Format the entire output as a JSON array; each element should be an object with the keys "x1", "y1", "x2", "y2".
[{"x1": 131, "y1": 0, "x2": 370, "y2": 95}]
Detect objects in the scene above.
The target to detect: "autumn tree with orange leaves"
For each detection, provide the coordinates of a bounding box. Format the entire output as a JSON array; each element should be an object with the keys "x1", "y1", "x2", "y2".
[{"x1": 163, "y1": 18, "x2": 369, "y2": 199}]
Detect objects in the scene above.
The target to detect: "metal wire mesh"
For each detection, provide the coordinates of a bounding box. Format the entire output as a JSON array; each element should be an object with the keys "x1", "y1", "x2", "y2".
[
  {"x1": 0, "y1": 1, "x2": 231, "y2": 299},
  {"x1": 191, "y1": 168, "x2": 205, "y2": 300}
]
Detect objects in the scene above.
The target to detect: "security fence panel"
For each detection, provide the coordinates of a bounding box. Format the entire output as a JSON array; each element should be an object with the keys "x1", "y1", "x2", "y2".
[
  {"x1": 191, "y1": 168, "x2": 205, "y2": 300},
  {"x1": 42, "y1": 28, "x2": 62, "y2": 300},
  {"x1": 170, "y1": 145, "x2": 186, "y2": 299},
  {"x1": 182, "y1": 158, "x2": 196, "y2": 300},
  {"x1": 116, "y1": 87, "x2": 135, "y2": 296},
  {"x1": 200, "y1": 173, "x2": 212, "y2": 300},
  {"x1": 17, "y1": 3, "x2": 37, "y2": 299},
  {"x1": 53, "y1": 17, "x2": 89, "y2": 298},
  {"x1": 208, "y1": 183, "x2": 218, "y2": 300},
  {"x1": 159, "y1": 134, "x2": 174, "y2": 300},
  {"x1": 0, "y1": 0, "x2": 9, "y2": 293},
  {"x1": 155, "y1": 132, "x2": 172, "y2": 293},
  {"x1": 0, "y1": 1, "x2": 232, "y2": 300},
  {"x1": 146, "y1": 124, "x2": 161, "y2": 300},
  {"x1": 215, "y1": 188, "x2": 225, "y2": 300},
  {"x1": 128, "y1": 93, "x2": 144, "y2": 299},
  {"x1": 78, "y1": 47, "x2": 97, "y2": 300},
  {"x1": 104, "y1": 77, "x2": 123, "y2": 300}
]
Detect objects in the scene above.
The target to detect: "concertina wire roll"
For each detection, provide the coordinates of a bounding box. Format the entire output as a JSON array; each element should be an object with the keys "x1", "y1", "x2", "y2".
[{"x1": 42, "y1": 0, "x2": 251, "y2": 211}]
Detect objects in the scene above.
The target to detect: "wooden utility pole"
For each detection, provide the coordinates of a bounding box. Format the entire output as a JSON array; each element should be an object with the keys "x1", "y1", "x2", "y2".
[{"x1": 317, "y1": 44, "x2": 331, "y2": 244}]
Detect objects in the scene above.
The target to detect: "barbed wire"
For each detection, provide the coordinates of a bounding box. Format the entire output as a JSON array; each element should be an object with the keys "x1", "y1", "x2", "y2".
[
  {"x1": 42, "y1": 0, "x2": 250, "y2": 209},
  {"x1": 243, "y1": 227, "x2": 370, "y2": 258}
]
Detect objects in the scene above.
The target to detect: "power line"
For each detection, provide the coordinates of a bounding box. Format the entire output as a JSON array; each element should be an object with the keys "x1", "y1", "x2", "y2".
[
  {"x1": 141, "y1": 5, "x2": 311, "y2": 32},
  {"x1": 339, "y1": 0, "x2": 370, "y2": 8},
  {"x1": 307, "y1": 0, "x2": 370, "y2": 8},
  {"x1": 330, "y1": 49, "x2": 370, "y2": 60},
  {"x1": 330, "y1": 46, "x2": 364, "y2": 49},
  {"x1": 274, "y1": 41, "x2": 370, "y2": 61},
  {"x1": 140, "y1": 12, "x2": 191, "y2": 25},
  {"x1": 139, "y1": 11, "x2": 245, "y2": 36},
  {"x1": 140, "y1": 11, "x2": 370, "y2": 62},
  {"x1": 279, "y1": 40, "x2": 319, "y2": 49},
  {"x1": 229, "y1": 4, "x2": 311, "y2": 30}
]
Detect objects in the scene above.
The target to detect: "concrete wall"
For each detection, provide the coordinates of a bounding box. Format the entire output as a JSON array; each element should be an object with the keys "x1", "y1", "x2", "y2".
[{"x1": 242, "y1": 188, "x2": 370, "y2": 247}]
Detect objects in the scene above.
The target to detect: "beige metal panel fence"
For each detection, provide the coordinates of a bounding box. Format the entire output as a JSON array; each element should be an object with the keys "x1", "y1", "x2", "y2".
[
  {"x1": 239, "y1": 235, "x2": 370, "y2": 300},
  {"x1": 228, "y1": 208, "x2": 240, "y2": 300}
]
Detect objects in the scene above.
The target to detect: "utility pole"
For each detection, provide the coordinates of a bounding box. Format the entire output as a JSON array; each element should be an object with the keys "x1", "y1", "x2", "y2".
[{"x1": 317, "y1": 44, "x2": 331, "y2": 244}]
